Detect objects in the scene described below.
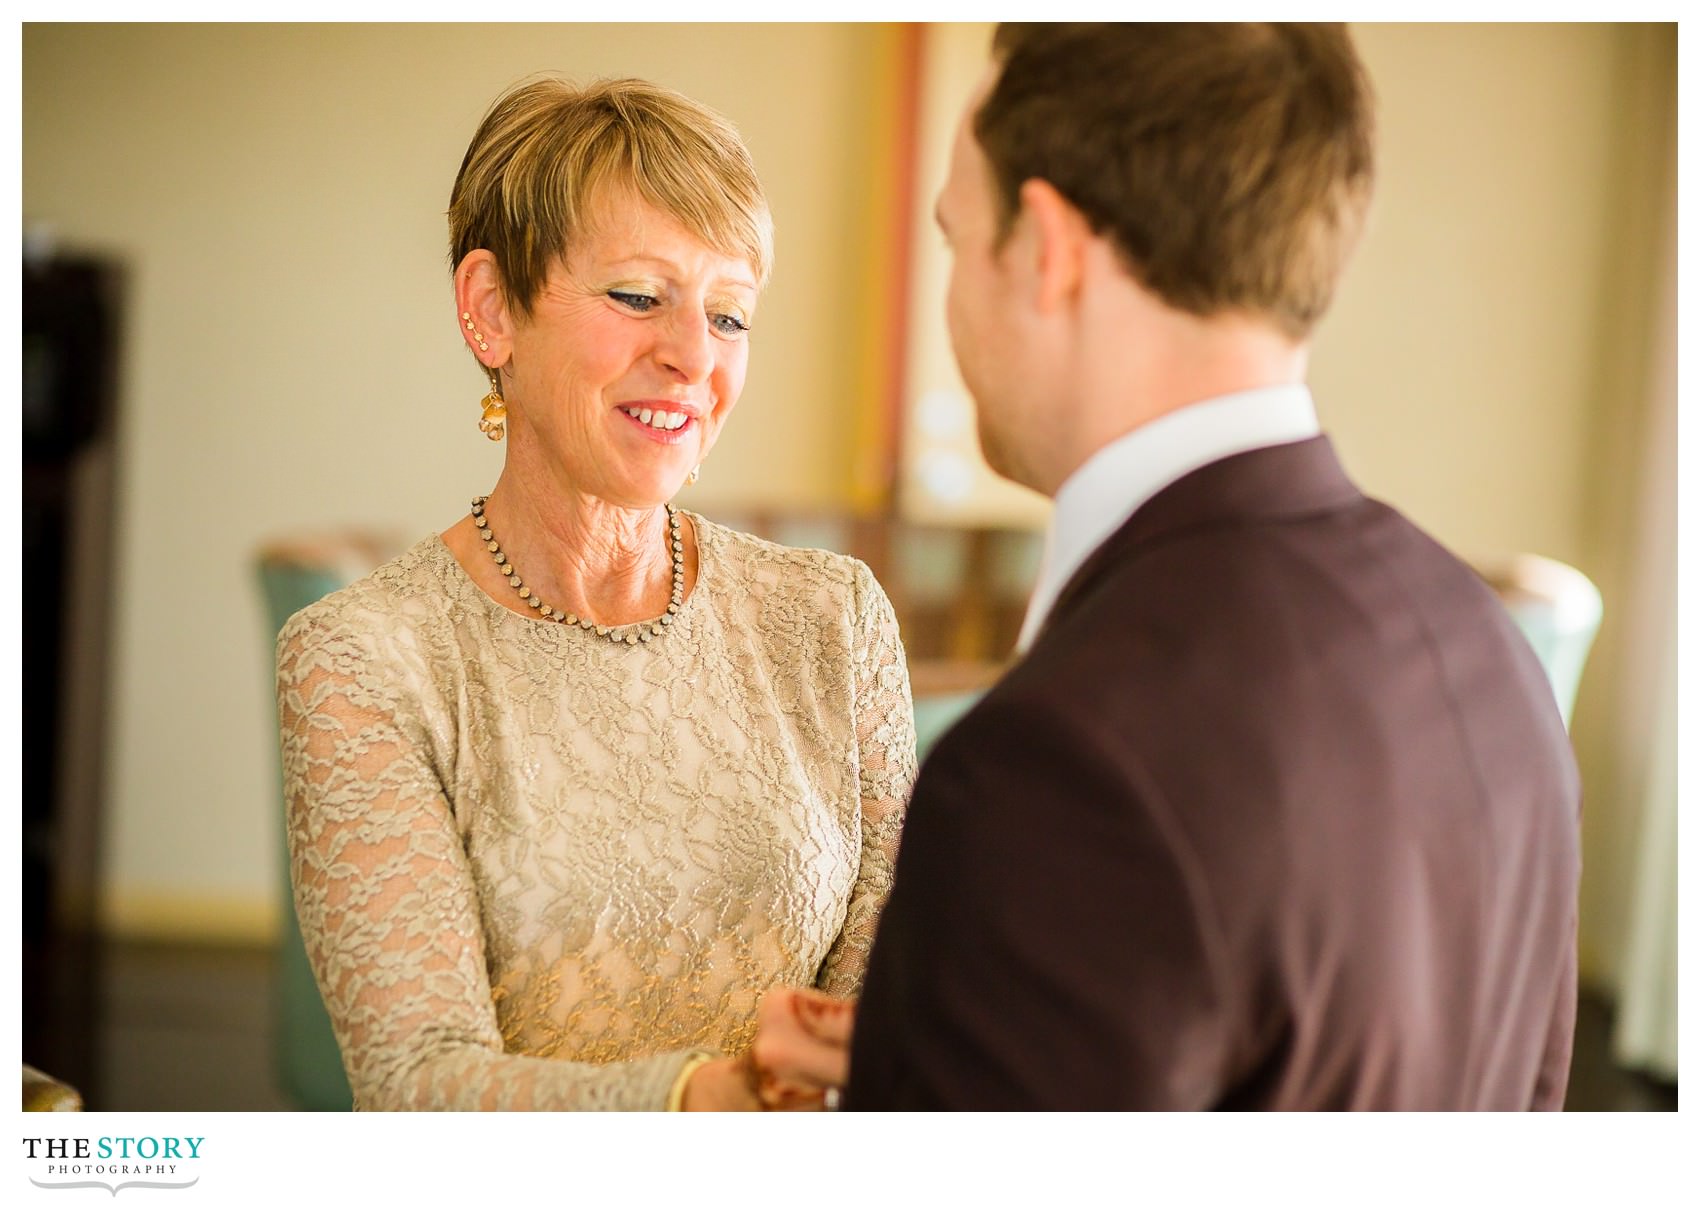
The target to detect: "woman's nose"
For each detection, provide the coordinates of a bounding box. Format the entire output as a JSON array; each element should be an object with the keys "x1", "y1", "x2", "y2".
[{"x1": 654, "y1": 311, "x2": 714, "y2": 383}]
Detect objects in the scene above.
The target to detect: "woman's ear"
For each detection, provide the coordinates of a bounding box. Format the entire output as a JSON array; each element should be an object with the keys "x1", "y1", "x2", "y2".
[
  {"x1": 1016, "y1": 178, "x2": 1091, "y2": 314},
  {"x1": 453, "y1": 250, "x2": 513, "y2": 370}
]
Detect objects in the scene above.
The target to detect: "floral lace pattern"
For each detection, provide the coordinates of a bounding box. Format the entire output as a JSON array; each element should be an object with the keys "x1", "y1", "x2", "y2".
[{"x1": 277, "y1": 516, "x2": 915, "y2": 1110}]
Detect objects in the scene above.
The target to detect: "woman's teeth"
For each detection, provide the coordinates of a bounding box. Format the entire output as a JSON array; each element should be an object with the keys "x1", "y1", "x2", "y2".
[{"x1": 621, "y1": 406, "x2": 689, "y2": 431}]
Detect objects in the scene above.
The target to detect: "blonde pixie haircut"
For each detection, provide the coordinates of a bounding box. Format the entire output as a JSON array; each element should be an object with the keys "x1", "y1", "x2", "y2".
[{"x1": 448, "y1": 76, "x2": 774, "y2": 313}]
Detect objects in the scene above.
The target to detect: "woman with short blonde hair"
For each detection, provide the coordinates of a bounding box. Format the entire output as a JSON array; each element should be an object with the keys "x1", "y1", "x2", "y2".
[{"x1": 277, "y1": 76, "x2": 914, "y2": 1111}]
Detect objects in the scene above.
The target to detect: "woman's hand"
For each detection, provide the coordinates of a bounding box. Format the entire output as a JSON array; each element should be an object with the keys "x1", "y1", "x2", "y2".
[
  {"x1": 680, "y1": 1055, "x2": 762, "y2": 1111},
  {"x1": 679, "y1": 988, "x2": 856, "y2": 1110},
  {"x1": 749, "y1": 987, "x2": 856, "y2": 1110}
]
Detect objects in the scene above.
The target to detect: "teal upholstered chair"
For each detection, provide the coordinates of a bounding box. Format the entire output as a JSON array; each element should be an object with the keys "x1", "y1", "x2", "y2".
[
  {"x1": 913, "y1": 689, "x2": 986, "y2": 762},
  {"x1": 257, "y1": 532, "x2": 400, "y2": 1111},
  {"x1": 1475, "y1": 554, "x2": 1604, "y2": 729}
]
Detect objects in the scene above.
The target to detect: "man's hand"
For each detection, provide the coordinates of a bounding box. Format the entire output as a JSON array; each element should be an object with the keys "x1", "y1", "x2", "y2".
[{"x1": 749, "y1": 987, "x2": 856, "y2": 1110}]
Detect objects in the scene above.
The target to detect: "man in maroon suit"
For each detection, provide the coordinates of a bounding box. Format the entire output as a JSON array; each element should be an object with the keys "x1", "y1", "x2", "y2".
[{"x1": 755, "y1": 23, "x2": 1580, "y2": 1111}]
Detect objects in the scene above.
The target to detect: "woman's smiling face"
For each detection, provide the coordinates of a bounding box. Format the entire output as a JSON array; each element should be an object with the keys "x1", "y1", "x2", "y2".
[{"x1": 500, "y1": 188, "x2": 758, "y2": 508}]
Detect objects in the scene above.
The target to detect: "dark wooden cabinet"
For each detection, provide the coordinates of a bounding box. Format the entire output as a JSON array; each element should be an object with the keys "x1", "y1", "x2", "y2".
[{"x1": 22, "y1": 252, "x2": 123, "y2": 1106}]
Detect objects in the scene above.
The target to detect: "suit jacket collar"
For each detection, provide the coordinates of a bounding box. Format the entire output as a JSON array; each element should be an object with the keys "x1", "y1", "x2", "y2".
[
  {"x1": 1038, "y1": 435, "x2": 1363, "y2": 642},
  {"x1": 1016, "y1": 384, "x2": 1320, "y2": 653}
]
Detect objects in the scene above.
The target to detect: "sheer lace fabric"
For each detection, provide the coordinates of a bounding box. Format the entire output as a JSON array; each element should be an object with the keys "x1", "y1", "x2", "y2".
[{"x1": 277, "y1": 516, "x2": 915, "y2": 1110}]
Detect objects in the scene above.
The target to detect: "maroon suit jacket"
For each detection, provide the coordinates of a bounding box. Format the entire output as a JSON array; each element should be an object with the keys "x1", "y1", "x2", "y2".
[{"x1": 847, "y1": 436, "x2": 1581, "y2": 1110}]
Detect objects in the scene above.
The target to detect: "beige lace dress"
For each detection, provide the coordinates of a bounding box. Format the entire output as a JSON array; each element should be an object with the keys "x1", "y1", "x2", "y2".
[{"x1": 276, "y1": 515, "x2": 915, "y2": 1110}]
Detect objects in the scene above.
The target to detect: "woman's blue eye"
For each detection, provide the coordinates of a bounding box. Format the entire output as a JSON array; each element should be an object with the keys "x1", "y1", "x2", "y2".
[
  {"x1": 609, "y1": 291, "x2": 658, "y2": 311},
  {"x1": 711, "y1": 313, "x2": 750, "y2": 337}
]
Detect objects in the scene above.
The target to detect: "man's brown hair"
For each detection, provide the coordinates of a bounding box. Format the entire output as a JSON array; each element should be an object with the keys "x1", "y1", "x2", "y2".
[{"x1": 976, "y1": 23, "x2": 1375, "y2": 339}]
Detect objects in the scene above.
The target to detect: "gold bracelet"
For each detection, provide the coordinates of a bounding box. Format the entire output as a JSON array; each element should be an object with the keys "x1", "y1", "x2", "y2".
[{"x1": 666, "y1": 1051, "x2": 715, "y2": 1112}]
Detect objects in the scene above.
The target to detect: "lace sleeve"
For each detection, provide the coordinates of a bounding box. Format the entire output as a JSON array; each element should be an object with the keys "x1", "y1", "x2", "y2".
[
  {"x1": 276, "y1": 609, "x2": 695, "y2": 1111},
  {"x1": 815, "y1": 561, "x2": 917, "y2": 998}
]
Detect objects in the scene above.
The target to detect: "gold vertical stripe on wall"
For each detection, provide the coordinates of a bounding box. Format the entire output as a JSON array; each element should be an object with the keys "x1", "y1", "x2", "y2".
[{"x1": 846, "y1": 23, "x2": 924, "y2": 514}]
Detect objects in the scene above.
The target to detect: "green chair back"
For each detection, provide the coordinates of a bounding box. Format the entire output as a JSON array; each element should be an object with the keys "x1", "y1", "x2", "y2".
[
  {"x1": 1478, "y1": 554, "x2": 1604, "y2": 729},
  {"x1": 913, "y1": 689, "x2": 987, "y2": 763},
  {"x1": 258, "y1": 558, "x2": 356, "y2": 1112}
]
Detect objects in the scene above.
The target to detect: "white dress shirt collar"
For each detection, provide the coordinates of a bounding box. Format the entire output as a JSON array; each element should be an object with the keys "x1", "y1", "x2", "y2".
[{"x1": 1015, "y1": 383, "x2": 1321, "y2": 653}]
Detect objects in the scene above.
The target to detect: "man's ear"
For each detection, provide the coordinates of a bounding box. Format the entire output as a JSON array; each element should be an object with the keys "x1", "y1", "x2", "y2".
[
  {"x1": 1016, "y1": 178, "x2": 1091, "y2": 314},
  {"x1": 453, "y1": 250, "x2": 514, "y2": 370}
]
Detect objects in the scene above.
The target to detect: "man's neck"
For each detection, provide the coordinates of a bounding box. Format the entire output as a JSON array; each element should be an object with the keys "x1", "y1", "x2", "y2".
[{"x1": 1040, "y1": 303, "x2": 1310, "y2": 497}]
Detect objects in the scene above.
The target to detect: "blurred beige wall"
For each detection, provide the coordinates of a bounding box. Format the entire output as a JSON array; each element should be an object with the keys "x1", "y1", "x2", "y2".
[
  {"x1": 25, "y1": 23, "x2": 1673, "y2": 994},
  {"x1": 1317, "y1": 23, "x2": 1640, "y2": 565}
]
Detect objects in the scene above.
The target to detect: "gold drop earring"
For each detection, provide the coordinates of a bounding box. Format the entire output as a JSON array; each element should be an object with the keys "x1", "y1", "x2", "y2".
[{"x1": 478, "y1": 366, "x2": 506, "y2": 442}]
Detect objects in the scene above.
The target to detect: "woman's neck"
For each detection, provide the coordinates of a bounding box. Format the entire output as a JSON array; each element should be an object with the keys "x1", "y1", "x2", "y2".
[{"x1": 462, "y1": 471, "x2": 682, "y2": 627}]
